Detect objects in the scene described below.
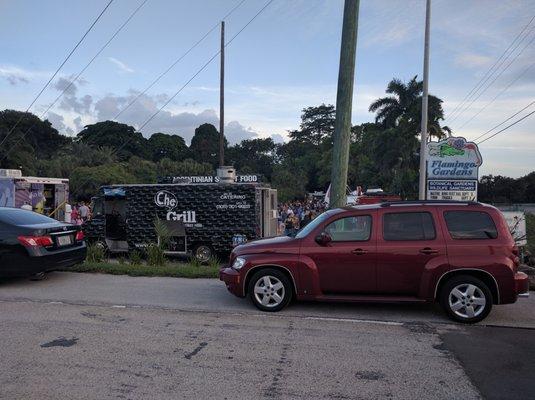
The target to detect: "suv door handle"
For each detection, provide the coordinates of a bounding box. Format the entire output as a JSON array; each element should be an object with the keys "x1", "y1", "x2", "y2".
[
  {"x1": 419, "y1": 247, "x2": 438, "y2": 255},
  {"x1": 351, "y1": 248, "x2": 368, "y2": 255}
]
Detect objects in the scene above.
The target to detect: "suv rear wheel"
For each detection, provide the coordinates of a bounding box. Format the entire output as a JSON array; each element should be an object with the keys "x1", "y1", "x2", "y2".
[
  {"x1": 440, "y1": 275, "x2": 493, "y2": 323},
  {"x1": 248, "y1": 268, "x2": 292, "y2": 312}
]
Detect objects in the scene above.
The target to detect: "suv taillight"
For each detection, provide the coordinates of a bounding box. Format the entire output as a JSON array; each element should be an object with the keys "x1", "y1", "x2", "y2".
[
  {"x1": 75, "y1": 231, "x2": 84, "y2": 241},
  {"x1": 18, "y1": 235, "x2": 54, "y2": 248},
  {"x1": 510, "y1": 245, "x2": 521, "y2": 271}
]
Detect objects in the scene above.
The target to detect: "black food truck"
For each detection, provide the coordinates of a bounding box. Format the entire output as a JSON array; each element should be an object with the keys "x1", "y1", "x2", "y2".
[{"x1": 83, "y1": 176, "x2": 278, "y2": 262}]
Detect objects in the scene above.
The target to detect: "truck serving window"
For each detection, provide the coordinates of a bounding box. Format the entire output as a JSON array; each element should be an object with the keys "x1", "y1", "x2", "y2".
[
  {"x1": 444, "y1": 211, "x2": 498, "y2": 239},
  {"x1": 383, "y1": 212, "x2": 436, "y2": 241}
]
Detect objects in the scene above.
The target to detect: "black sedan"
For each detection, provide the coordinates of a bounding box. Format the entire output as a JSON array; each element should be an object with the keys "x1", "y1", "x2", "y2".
[{"x1": 0, "y1": 207, "x2": 86, "y2": 278}]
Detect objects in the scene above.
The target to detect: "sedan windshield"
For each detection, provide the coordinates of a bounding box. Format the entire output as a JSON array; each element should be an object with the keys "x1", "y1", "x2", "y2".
[{"x1": 295, "y1": 211, "x2": 331, "y2": 239}]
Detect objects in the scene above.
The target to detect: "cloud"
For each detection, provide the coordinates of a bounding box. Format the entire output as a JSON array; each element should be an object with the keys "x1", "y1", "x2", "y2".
[
  {"x1": 93, "y1": 90, "x2": 258, "y2": 144},
  {"x1": 53, "y1": 77, "x2": 93, "y2": 114},
  {"x1": 271, "y1": 133, "x2": 286, "y2": 144},
  {"x1": 454, "y1": 53, "x2": 493, "y2": 69},
  {"x1": 47, "y1": 111, "x2": 74, "y2": 135},
  {"x1": 108, "y1": 57, "x2": 134, "y2": 73},
  {"x1": 0, "y1": 65, "x2": 35, "y2": 85},
  {"x1": 224, "y1": 121, "x2": 258, "y2": 144}
]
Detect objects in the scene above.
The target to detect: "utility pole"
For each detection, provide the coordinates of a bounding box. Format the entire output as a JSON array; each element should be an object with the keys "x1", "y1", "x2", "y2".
[
  {"x1": 418, "y1": 0, "x2": 431, "y2": 200},
  {"x1": 330, "y1": 0, "x2": 360, "y2": 208},
  {"x1": 219, "y1": 20, "x2": 225, "y2": 167}
]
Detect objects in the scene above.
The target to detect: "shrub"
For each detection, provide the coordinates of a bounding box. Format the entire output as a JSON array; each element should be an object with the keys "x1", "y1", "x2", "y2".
[
  {"x1": 153, "y1": 217, "x2": 172, "y2": 250},
  {"x1": 86, "y1": 243, "x2": 105, "y2": 263},
  {"x1": 129, "y1": 250, "x2": 142, "y2": 265},
  {"x1": 146, "y1": 243, "x2": 166, "y2": 266},
  {"x1": 208, "y1": 256, "x2": 221, "y2": 270},
  {"x1": 188, "y1": 255, "x2": 203, "y2": 268}
]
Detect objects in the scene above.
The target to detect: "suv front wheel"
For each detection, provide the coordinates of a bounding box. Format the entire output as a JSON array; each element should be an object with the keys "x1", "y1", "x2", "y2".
[
  {"x1": 440, "y1": 275, "x2": 493, "y2": 323},
  {"x1": 248, "y1": 268, "x2": 292, "y2": 312}
]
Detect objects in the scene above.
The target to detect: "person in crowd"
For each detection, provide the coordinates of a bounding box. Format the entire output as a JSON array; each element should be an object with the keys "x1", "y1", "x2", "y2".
[
  {"x1": 279, "y1": 197, "x2": 326, "y2": 236},
  {"x1": 78, "y1": 201, "x2": 90, "y2": 222}
]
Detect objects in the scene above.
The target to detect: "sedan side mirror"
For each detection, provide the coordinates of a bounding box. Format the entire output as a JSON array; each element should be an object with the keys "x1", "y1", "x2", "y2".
[{"x1": 315, "y1": 232, "x2": 332, "y2": 246}]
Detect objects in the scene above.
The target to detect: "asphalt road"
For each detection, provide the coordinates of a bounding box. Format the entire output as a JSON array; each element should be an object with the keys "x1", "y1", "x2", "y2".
[{"x1": 0, "y1": 272, "x2": 533, "y2": 399}]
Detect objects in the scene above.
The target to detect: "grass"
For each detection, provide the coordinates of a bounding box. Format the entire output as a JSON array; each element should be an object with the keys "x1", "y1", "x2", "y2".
[{"x1": 66, "y1": 260, "x2": 220, "y2": 279}]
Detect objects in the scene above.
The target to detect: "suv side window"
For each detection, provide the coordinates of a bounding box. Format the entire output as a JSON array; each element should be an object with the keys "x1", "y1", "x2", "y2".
[
  {"x1": 383, "y1": 212, "x2": 436, "y2": 241},
  {"x1": 444, "y1": 211, "x2": 498, "y2": 239},
  {"x1": 325, "y1": 215, "x2": 372, "y2": 242}
]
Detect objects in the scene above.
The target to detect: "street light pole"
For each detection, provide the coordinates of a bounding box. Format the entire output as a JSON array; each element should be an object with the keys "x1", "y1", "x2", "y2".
[
  {"x1": 330, "y1": 0, "x2": 360, "y2": 208},
  {"x1": 418, "y1": 0, "x2": 431, "y2": 200}
]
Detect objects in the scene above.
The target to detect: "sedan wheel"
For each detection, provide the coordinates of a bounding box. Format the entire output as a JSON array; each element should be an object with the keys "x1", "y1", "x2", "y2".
[
  {"x1": 248, "y1": 268, "x2": 292, "y2": 312},
  {"x1": 440, "y1": 275, "x2": 492, "y2": 323}
]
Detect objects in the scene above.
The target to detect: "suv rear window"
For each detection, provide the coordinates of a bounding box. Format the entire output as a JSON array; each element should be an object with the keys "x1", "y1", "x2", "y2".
[
  {"x1": 444, "y1": 211, "x2": 498, "y2": 239},
  {"x1": 383, "y1": 212, "x2": 436, "y2": 241}
]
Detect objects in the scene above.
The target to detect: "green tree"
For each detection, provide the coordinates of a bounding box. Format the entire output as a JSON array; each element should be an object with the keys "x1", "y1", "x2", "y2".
[
  {"x1": 189, "y1": 123, "x2": 226, "y2": 167},
  {"x1": 368, "y1": 76, "x2": 449, "y2": 140},
  {"x1": 0, "y1": 110, "x2": 71, "y2": 170},
  {"x1": 77, "y1": 121, "x2": 150, "y2": 160},
  {"x1": 69, "y1": 163, "x2": 137, "y2": 199},
  {"x1": 156, "y1": 158, "x2": 213, "y2": 178},
  {"x1": 148, "y1": 132, "x2": 190, "y2": 162},
  {"x1": 288, "y1": 104, "x2": 335, "y2": 145},
  {"x1": 227, "y1": 137, "x2": 279, "y2": 180}
]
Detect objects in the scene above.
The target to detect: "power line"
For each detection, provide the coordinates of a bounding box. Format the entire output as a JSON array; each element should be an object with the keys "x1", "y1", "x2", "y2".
[
  {"x1": 473, "y1": 100, "x2": 535, "y2": 142},
  {"x1": 0, "y1": 0, "x2": 148, "y2": 163},
  {"x1": 455, "y1": 61, "x2": 535, "y2": 131},
  {"x1": 111, "y1": 0, "x2": 247, "y2": 123},
  {"x1": 73, "y1": 0, "x2": 246, "y2": 150},
  {"x1": 70, "y1": 0, "x2": 275, "y2": 198},
  {"x1": 136, "y1": 0, "x2": 274, "y2": 134},
  {"x1": 449, "y1": 28, "x2": 535, "y2": 126},
  {"x1": 446, "y1": 14, "x2": 535, "y2": 123},
  {"x1": 478, "y1": 107, "x2": 535, "y2": 145},
  {"x1": 450, "y1": 27, "x2": 535, "y2": 124},
  {"x1": 0, "y1": 0, "x2": 114, "y2": 149}
]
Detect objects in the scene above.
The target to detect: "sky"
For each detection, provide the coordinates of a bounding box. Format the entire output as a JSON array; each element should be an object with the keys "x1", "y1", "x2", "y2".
[{"x1": 0, "y1": 0, "x2": 534, "y2": 177}]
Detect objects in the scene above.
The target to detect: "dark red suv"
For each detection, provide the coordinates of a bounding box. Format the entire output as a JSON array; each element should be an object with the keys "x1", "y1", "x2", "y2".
[{"x1": 220, "y1": 201, "x2": 529, "y2": 323}]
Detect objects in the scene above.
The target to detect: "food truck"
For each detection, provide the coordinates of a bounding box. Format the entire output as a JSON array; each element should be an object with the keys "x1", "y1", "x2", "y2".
[
  {"x1": 0, "y1": 169, "x2": 69, "y2": 221},
  {"x1": 83, "y1": 173, "x2": 278, "y2": 262}
]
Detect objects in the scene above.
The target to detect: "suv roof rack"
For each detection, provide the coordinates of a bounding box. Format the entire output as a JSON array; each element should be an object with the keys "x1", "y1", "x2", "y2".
[{"x1": 380, "y1": 200, "x2": 480, "y2": 207}]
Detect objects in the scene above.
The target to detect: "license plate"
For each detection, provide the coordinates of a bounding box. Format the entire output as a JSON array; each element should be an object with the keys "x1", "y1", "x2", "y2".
[{"x1": 57, "y1": 235, "x2": 72, "y2": 246}]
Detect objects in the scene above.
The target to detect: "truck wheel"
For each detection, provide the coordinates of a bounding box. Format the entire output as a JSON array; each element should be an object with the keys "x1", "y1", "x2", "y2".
[
  {"x1": 440, "y1": 275, "x2": 493, "y2": 323},
  {"x1": 193, "y1": 244, "x2": 213, "y2": 263},
  {"x1": 248, "y1": 268, "x2": 292, "y2": 312}
]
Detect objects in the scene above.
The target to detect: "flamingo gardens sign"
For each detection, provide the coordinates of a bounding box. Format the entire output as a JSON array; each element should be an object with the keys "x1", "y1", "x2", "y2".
[{"x1": 426, "y1": 137, "x2": 482, "y2": 201}]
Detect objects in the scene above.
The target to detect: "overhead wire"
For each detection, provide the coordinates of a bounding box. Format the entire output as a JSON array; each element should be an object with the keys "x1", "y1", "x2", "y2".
[
  {"x1": 0, "y1": 0, "x2": 148, "y2": 163},
  {"x1": 446, "y1": 14, "x2": 535, "y2": 123},
  {"x1": 477, "y1": 107, "x2": 535, "y2": 144},
  {"x1": 70, "y1": 0, "x2": 275, "y2": 198},
  {"x1": 0, "y1": 0, "x2": 114, "y2": 149},
  {"x1": 450, "y1": 28, "x2": 535, "y2": 126}
]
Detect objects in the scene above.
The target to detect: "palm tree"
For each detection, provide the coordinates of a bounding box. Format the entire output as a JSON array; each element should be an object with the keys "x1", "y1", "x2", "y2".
[{"x1": 369, "y1": 76, "x2": 450, "y2": 140}]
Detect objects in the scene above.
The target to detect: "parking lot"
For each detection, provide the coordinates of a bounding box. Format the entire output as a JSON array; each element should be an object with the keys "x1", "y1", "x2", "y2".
[{"x1": 0, "y1": 272, "x2": 534, "y2": 399}]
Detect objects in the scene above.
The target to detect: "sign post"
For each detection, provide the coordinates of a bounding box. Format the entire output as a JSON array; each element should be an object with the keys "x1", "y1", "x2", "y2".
[{"x1": 426, "y1": 137, "x2": 482, "y2": 201}]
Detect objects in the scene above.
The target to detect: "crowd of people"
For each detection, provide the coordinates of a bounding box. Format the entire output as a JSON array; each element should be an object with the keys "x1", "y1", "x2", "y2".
[
  {"x1": 278, "y1": 198, "x2": 327, "y2": 236},
  {"x1": 70, "y1": 201, "x2": 91, "y2": 225}
]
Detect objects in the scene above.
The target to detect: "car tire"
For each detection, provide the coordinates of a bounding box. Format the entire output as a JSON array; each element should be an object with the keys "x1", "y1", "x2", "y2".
[
  {"x1": 193, "y1": 244, "x2": 213, "y2": 264},
  {"x1": 248, "y1": 268, "x2": 292, "y2": 312},
  {"x1": 440, "y1": 275, "x2": 493, "y2": 323},
  {"x1": 29, "y1": 272, "x2": 47, "y2": 281}
]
